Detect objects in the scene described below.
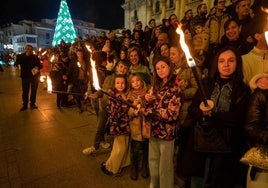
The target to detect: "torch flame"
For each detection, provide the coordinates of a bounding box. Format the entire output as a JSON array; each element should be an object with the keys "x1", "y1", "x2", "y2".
[
  {"x1": 47, "y1": 76, "x2": 53, "y2": 93},
  {"x1": 50, "y1": 55, "x2": 55, "y2": 62},
  {"x1": 77, "y1": 62, "x2": 81, "y2": 68},
  {"x1": 176, "y1": 24, "x2": 196, "y2": 68},
  {"x1": 85, "y1": 45, "x2": 91, "y2": 52},
  {"x1": 41, "y1": 51, "x2": 47, "y2": 56},
  {"x1": 265, "y1": 31, "x2": 268, "y2": 46},
  {"x1": 91, "y1": 59, "x2": 101, "y2": 90},
  {"x1": 85, "y1": 45, "x2": 101, "y2": 90}
]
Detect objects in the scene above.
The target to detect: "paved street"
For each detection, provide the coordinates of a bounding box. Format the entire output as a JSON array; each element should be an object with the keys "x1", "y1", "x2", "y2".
[{"x1": 0, "y1": 66, "x2": 149, "y2": 188}]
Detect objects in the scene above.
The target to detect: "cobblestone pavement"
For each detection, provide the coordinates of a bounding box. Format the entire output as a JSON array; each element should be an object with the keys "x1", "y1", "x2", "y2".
[{"x1": 0, "y1": 66, "x2": 150, "y2": 188}]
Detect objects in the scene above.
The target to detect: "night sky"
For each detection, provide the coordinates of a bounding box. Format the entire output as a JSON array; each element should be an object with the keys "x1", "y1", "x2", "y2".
[{"x1": 0, "y1": 0, "x2": 124, "y2": 30}]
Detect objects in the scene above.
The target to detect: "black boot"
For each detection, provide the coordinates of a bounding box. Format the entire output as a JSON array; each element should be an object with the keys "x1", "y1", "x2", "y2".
[
  {"x1": 141, "y1": 163, "x2": 149, "y2": 178},
  {"x1": 141, "y1": 140, "x2": 149, "y2": 178},
  {"x1": 130, "y1": 140, "x2": 140, "y2": 180},
  {"x1": 130, "y1": 165, "x2": 138, "y2": 180}
]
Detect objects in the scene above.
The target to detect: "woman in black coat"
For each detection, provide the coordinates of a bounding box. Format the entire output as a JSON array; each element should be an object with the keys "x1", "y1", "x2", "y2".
[
  {"x1": 176, "y1": 46, "x2": 251, "y2": 188},
  {"x1": 244, "y1": 74, "x2": 268, "y2": 187}
]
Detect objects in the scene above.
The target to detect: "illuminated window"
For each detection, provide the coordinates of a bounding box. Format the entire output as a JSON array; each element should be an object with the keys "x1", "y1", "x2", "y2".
[{"x1": 26, "y1": 37, "x2": 36, "y2": 43}]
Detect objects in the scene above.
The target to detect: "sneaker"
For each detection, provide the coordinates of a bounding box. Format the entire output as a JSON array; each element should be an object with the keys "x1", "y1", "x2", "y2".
[
  {"x1": 100, "y1": 141, "x2": 110, "y2": 149},
  {"x1": 82, "y1": 146, "x2": 96, "y2": 155}
]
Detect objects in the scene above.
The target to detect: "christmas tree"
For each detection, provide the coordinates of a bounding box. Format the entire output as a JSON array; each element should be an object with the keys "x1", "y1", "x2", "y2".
[{"x1": 52, "y1": 0, "x2": 77, "y2": 46}]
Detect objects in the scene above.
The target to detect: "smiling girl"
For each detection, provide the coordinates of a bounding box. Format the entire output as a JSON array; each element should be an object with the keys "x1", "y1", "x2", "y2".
[{"x1": 101, "y1": 74, "x2": 131, "y2": 176}]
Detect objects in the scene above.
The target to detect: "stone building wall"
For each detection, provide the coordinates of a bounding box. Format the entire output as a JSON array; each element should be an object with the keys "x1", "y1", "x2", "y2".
[{"x1": 121, "y1": 0, "x2": 215, "y2": 30}]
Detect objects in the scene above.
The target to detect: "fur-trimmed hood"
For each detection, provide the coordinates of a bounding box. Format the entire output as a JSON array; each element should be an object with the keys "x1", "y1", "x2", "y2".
[{"x1": 249, "y1": 73, "x2": 268, "y2": 90}]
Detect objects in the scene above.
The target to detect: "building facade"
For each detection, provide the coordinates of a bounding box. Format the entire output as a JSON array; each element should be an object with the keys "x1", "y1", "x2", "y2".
[
  {"x1": 0, "y1": 19, "x2": 109, "y2": 54},
  {"x1": 13, "y1": 34, "x2": 38, "y2": 53},
  {"x1": 121, "y1": 0, "x2": 214, "y2": 30}
]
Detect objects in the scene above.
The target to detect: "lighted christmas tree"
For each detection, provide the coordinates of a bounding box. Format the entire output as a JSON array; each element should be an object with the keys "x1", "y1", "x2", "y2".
[{"x1": 52, "y1": 0, "x2": 77, "y2": 46}]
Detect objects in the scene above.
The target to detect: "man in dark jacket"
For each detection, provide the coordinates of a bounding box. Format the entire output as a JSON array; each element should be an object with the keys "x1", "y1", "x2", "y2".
[
  {"x1": 15, "y1": 45, "x2": 42, "y2": 111},
  {"x1": 190, "y1": 3, "x2": 208, "y2": 31}
]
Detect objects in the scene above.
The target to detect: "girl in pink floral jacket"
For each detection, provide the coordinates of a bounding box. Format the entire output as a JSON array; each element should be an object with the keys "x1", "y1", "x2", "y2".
[
  {"x1": 143, "y1": 56, "x2": 183, "y2": 188},
  {"x1": 101, "y1": 74, "x2": 131, "y2": 176}
]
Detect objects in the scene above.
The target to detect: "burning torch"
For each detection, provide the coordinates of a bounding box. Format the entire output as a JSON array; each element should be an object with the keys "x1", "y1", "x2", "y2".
[
  {"x1": 86, "y1": 45, "x2": 137, "y2": 109},
  {"x1": 46, "y1": 54, "x2": 83, "y2": 96},
  {"x1": 176, "y1": 24, "x2": 214, "y2": 112}
]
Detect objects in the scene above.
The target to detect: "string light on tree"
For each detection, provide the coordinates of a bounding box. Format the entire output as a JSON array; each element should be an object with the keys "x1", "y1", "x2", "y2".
[{"x1": 52, "y1": 0, "x2": 77, "y2": 46}]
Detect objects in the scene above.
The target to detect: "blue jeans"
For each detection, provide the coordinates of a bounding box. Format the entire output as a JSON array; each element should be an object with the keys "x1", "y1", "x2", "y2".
[
  {"x1": 93, "y1": 108, "x2": 109, "y2": 149},
  {"x1": 149, "y1": 138, "x2": 174, "y2": 188}
]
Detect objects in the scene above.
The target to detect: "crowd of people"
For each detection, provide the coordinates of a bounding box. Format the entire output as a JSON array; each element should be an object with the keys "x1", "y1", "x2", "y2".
[{"x1": 14, "y1": 0, "x2": 268, "y2": 187}]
